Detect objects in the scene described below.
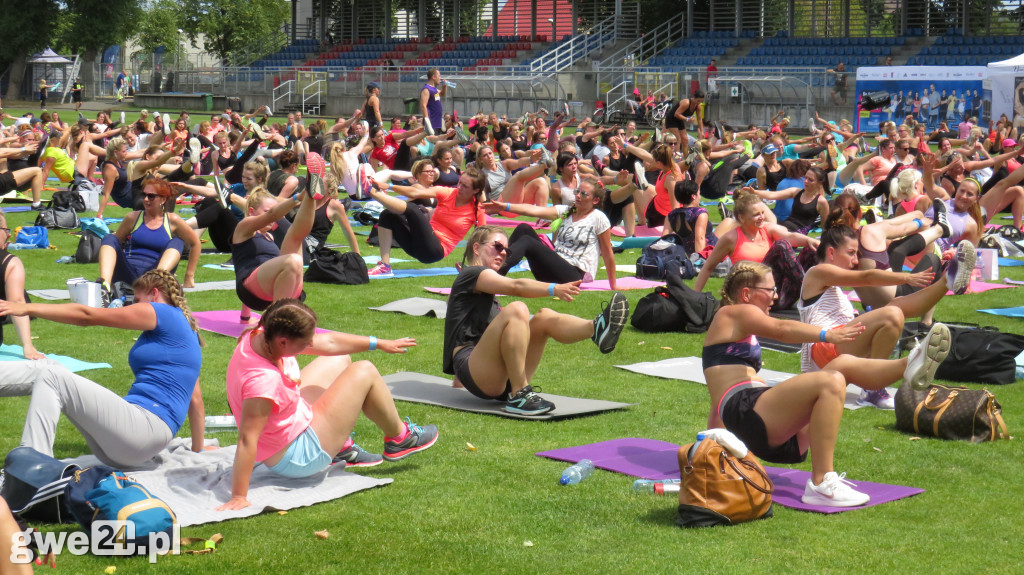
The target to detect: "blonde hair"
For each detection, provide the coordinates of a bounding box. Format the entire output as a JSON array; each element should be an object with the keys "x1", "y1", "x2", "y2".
[
  {"x1": 890, "y1": 168, "x2": 922, "y2": 202},
  {"x1": 245, "y1": 187, "x2": 274, "y2": 211},
  {"x1": 132, "y1": 270, "x2": 204, "y2": 347},
  {"x1": 733, "y1": 189, "x2": 763, "y2": 218},
  {"x1": 105, "y1": 136, "x2": 126, "y2": 158},
  {"x1": 243, "y1": 161, "x2": 269, "y2": 185},
  {"x1": 461, "y1": 225, "x2": 507, "y2": 266},
  {"x1": 719, "y1": 261, "x2": 772, "y2": 307}
]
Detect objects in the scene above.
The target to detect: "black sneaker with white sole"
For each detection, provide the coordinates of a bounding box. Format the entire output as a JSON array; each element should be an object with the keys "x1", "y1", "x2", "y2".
[
  {"x1": 503, "y1": 385, "x2": 555, "y2": 416},
  {"x1": 932, "y1": 198, "x2": 951, "y2": 238},
  {"x1": 592, "y1": 292, "x2": 629, "y2": 354}
]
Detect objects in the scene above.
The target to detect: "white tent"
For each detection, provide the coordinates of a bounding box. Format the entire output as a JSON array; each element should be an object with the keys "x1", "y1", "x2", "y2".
[
  {"x1": 27, "y1": 48, "x2": 73, "y2": 99},
  {"x1": 28, "y1": 48, "x2": 71, "y2": 64},
  {"x1": 987, "y1": 53, "x2": 1024, "y2": 121}
]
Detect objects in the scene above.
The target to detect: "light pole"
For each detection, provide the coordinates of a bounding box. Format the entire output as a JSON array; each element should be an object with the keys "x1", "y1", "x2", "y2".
[
  {"x1": 176, "y1": 28, "x2": 183, "y2": 71},
  {"x1": 548, "y1": 18, "x2": 555, "y2": 43}
]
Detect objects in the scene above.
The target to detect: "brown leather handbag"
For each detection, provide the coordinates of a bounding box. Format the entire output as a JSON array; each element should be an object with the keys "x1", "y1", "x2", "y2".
[
  {"x1": 894, "y1": 382, "x2": 1010, "y2": 442},
  {"x1": 676, "y1": 438, "x2": 774, "y2": 528}
]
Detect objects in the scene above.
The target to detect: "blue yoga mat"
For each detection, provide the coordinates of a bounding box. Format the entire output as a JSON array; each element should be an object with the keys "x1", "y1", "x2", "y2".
[
  {"x1": 3, "y1": 206, "x2": 30, "y2": 213},
  {"x1": 0, "y1": 345, "x2": 111, "y2": 372},
  {"x1": 998, "y1": 258, "x2": 1024, "y2": 267},
  {"x1": 612, "y1": 236, "x2": 657, "y2": 249},
  {"x1": 370, "y1": 267, "x2": 460, "y2": 279},
  {"x1": 978, "y1": 307, "x2": 1024, "y2": 318}
]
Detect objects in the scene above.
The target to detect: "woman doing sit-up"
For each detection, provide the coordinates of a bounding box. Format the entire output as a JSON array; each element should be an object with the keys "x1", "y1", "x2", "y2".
[
  {"x1": 704, "y1": 261, "x2": 950, "y2": 507},
  {"x1": 443, "y1": 226, "x2": 630, "y2": 416}
]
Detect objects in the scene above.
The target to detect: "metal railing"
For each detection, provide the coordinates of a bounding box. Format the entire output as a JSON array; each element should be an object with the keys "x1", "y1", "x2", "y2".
[
  {"x1": 273, "y1": 79, "x2": 296, "y2": 112},
  {"x1": 301, "y1": 78, "x2": 325, "y2": 114},
  {"x1": 596, "y1": 14, "x2": 687, "y2": 110},
  {"x1": 228, "y1": 28, "x2": 289, "y2": 68},
  {"x1": 530, "y1": 12, "x2": 631, "y2": 73}
]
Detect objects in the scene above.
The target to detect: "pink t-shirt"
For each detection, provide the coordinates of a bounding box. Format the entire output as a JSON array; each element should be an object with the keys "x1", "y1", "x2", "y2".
[
  {"x1": 226, "y1": 330, "x2": 313, "y2": 462},
  {"x1": 868, "y1": 155, "x2": 895, "y2": 185},
  {"x1": 430, "y1": 187, "x2": 485, "y2": 256}
]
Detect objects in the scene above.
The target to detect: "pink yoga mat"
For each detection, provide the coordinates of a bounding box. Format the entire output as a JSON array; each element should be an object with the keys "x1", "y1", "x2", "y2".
[
  {"x1": 536, "y1": 438, "x2": 925, "y2": 514},
  {"x1": 845, "y1": 280, "x2": 1015, "y2": 302},
  {"x1": 193, "y1": 310, "x2": 334, "y2": 339},
  {"x1": 610, "y1": 224, "x2": 663, "y2": 238},
  {"x1": 484, "y1": 216, "x2": 549, "y2": 229},
  {"x1": 423, "y1": 277, "x2": 663, "y2": 296}
]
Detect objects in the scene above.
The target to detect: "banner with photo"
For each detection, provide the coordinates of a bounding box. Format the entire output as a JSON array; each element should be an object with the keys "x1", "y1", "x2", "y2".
[{"x1": 854, "y1": 66, "x2": 989, "y2": 133}]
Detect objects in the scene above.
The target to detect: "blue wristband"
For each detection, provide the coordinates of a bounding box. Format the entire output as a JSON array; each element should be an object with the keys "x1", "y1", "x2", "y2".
[
  {"x1": 506, "y1": 202, "x2": 511, "y2": 212},
  {"x1": 368, "y1": 336, "x2": 377, "y2": 351},
  {"x1": 913, "y1": 218, "x2": 923, "y2": 229},
  {"x1": 819, "y1": 329, "x2": 828, "y2": 342},
  {"x1": 548, "y1": 283, "x2": 556, "y2": 296}
]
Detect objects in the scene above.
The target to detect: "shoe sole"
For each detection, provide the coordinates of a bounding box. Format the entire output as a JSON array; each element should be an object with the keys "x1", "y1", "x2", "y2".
[
  {"x1": 341, "y1": 458, "x2": 384, "y2": 468},
  {"x1": 950, "y1": 241, "x2": 975, "y2": 295},
  {"x1": 503, "y1": 403, "x2": 555, "y2": 416},
  {"x1": 188, "y1": 138, "x2": 202, "y2": 165},
  {"x1": 905, "y1": 323, "x2": 951, "y2": 390},
  {"x1": 595, "y1": 292, "x2": 630, "y2": 354},
  {"x1": 855, "y1": 398, "x2": 895, "y2": 410},
  {"x1": 800, "y1": 492, "x2": 870, "y2": 507},
  {"x1": 382, "y1": 432, "x2": 438, "y2": 461}
]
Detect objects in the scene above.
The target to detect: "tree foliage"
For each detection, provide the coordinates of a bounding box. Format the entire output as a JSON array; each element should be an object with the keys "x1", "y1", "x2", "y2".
[
  {"x1": 54, "y1": 0, "x2": 141, "y2": 59},
  {"x1": 179, "y1": 0, "x2": 290, "y2": 64},
  {"x1": 0, "y1": 0, "x2": 61, "y2": 65}
]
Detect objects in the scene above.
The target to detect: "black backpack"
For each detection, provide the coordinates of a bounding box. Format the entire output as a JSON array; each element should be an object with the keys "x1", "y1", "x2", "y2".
[
  {"x1": 636, "y1": 234, "x2": 697, "y2": 281},
  {"x1": 934, "y1": 326, "x2": 1024, "y2": 385},
  {"x1": 304, "y1": 247, "x2": 369, "y2": 285},
  {"x1": 74, "y1": 229, "x2": 103, "y2": 263},
  {"x1": 51, "y1": 189, "x2": 87, "y2": 213},
  {"x1": 631, "y1": 271, "x2": 717, "y2": 333}
]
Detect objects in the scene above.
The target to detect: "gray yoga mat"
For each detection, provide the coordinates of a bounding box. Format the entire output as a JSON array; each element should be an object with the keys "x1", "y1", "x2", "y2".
[
  {"x1": 382, "y1": 371, "x2": 634, "y2": 420},
  {"x1": 613, "y1": 356, "x2": 889, "y2": 411},
  {"x1": 369, "y1": 297, "x2": 447, "y2": 319},
  {"x1": 28, "y1": 280, "x2": 238, "y2": 301}
]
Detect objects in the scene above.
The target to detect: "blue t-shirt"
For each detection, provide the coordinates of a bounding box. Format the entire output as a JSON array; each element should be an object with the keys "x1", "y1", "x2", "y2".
[
  {"x1": 780, "y1": 144, "x2": 800, "y2": 161},
  {"x1": 228, "y1": 182, "x2": 246, "y2": 220},
  {"x1": 771, "y1": 176, "x2": 805, "y2": 222},
  {"x1": 125, "y1": 302, "x2": 202, "y2": 434}
]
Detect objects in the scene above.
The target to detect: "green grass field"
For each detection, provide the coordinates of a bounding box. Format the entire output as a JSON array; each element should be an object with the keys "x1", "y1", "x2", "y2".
[{"x1": 2, "y1": 107, "x2": 1022, "y2": 574}]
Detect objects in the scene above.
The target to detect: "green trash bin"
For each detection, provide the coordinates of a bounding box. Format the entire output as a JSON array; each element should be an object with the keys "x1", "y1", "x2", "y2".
[
  {"x1": 404, "y1": 98, "x2": 418, "y2": 115},
  {"x1": 202, "y1": 93, "x2": 214, "y2": 111}
]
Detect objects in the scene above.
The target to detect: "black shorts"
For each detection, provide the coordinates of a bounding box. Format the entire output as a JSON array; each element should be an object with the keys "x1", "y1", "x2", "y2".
[
  {"x1": 0, "y1": 171, "x2": 17, "y2": 194},
  {"x1": 720, "y1": 387, "x2": 808, "y2": 464},
  {"x1": 235, "y1": 281, "x2": 272, "y2": 312},
  {"x1": 665, "y1": 114, "x2": 685, "y2": 130},
  {"x1": 72, "y1": 92, "x2": 82, "y2": 103},
  {"x1": 645, "y1": 200, "x2": 666, "y2": 228},
  {"x1": 452, "y1": 345, "x2": 512, "y2": 401}
]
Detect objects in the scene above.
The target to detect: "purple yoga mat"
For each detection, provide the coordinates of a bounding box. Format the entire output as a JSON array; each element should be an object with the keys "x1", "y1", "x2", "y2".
[
  {"x1": 193, "y1": 310, "x2": 334, "y2": 339},
  {"x1": 536, "y1": 438, "x2": 925, "y2": 514},
  {"x1": 423, "y1": 277, "x2": 664, "y2": 296}
]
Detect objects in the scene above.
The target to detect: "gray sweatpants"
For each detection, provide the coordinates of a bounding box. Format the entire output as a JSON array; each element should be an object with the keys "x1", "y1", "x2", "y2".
[{"x1": 1, "y1": 359, "x2": 173, "y2": 468}]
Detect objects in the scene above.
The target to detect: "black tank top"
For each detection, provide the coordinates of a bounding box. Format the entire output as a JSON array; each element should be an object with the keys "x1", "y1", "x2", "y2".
[
  {"x1": 607, "y1": 151, "x2": 636, "y2": 174},
  {"x1": 364, "y1": 99, "x2": 380, "y2": 127},
  {"x1": 783, "y1": 189, "x2": 820, "y2": 230},
  {"x1": 765, "y1": 165, "x2": 786, "y2": 190},
  {"x1": 309, "y1": 202, "x2": 333, "y2": 246}
]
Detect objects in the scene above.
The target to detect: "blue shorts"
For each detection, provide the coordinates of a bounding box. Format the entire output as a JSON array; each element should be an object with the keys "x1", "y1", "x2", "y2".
[{"x1": 266, "y1": 426, "x2": 332, "y2": 478}]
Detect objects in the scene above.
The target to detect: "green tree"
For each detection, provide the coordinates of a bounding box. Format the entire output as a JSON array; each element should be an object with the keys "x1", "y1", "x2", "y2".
[
  {"x1": 0, "y1": 0, "x2": 61, "y2": 100},
  {"x1": 131, "y1": 0, "x2": 188, "y2": 69},
  {"x1": 53, "y1": 0, "x2": 141, "y2": 96},
  {"x1": 179, "y1": 0, "x2": 290, "y2": 64}
]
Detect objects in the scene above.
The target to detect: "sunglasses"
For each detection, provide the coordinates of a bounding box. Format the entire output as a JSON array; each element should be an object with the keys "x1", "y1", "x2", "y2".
[
  {"x1": 0, "y1": 227, "x2": 10, "y2": 235},
  {"x1": 751, "y1": 286, "x2": 778, "y2": 295},
  {"x1": 142, "y1": 193, "x2": 162, "y2": 200},
  {"x1": 490, "y1": 241, "x2": 508, "y2": 254},
  {"x1": 665, "y1": 141, "x2": 678, "y2": 146},
  {"x1": 573, "y1": 188, "x2": 592, "y2": 198}
]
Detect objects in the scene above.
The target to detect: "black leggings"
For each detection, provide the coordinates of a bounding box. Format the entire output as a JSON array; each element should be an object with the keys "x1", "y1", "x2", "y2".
[
  {"x1": 497, "y1": 224, "x2": 585, "y2": 282},
  {"x1": 393, "y1": 142, "x2": 414, "y2": 172},
  {"x1": 896, "y1": 253, "x2": 942, "y2": 297},
  {"x1": 377, "y1": 204, "x2": 445, "y2": 263},
  {"x1": 886, "y1": 233, "x2": 928, "y2": 275},
  {"x1": 195, "y1": 198, "x2": 238, "y2": 253},
  {"x1": 601, "y1": 189, "x2": 634, "y2": 227},
  {"x1": 225, "y1": 139, "x2": 263, "y2": 185},
  {"x1": 700, "y1": 154, "x2": 750, "y2": 200}
]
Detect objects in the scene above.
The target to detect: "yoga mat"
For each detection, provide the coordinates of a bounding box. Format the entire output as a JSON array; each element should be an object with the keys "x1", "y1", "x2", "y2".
[
  {"x1": 603, "y1": 263, "x2": 637, "y2": 274},
  {"x1": 0, "y1": 345, "x2": 111, "y2": 372},
  {"x1": 26, "y1": 289, "x2": 72, "y2": 301},
  {"x1": 422, "y1": 277, "x2": 663, "y2": 295},
  {"x1": 613, "y1": 357, "x2": 889, "y2": 411},
  {"x1": 612, "y1": 236, "x2": 657, "y2": 249},
  {"x1": 369, "y1": 297, "x2": 447, "y2": 319},
  {"x1": 846, "y1": 280, "x2": 1015, "y2": 302},
  {"x1": 382, "y1": 371, "x2": 633, "y2": 420},
  {"x1": 65, "y1": 439, "x2": 390, "y2": 527},
  {"x1": 610, "y1": 224, "x2": 663, "y2": 238},
  {"x1": 2, "y1": 206, "x2": 30, "y2": 213},
  {"x1": 978, "y1": 307, "x2": 1024, "y2": 318},
  {"x1": 998, "y1": 257, "x2": 1024, "y2": 267},
  {"x1": 362, "y1": 256, "x2": 411, "y2": 265},
  {"x1": 193, "y1": 310, "x2": 334, "y2": 339},
  {"x1": 370, "y1": 267, "x2": 460, "y2": 279},
  {"x1": 484, "y1": 216, "x2": 548, "y2": 229},
  {"x1": 30, "y1": 280, "x2": 238, "y2": 301},
  {"x1": 535, "y1": 438, "x2": 925, "y2": 514}
]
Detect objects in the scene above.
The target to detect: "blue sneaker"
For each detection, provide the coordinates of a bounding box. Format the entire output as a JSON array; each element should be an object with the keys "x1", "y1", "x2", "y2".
[
  {"x1": 503, "y1": 385, "x2": 555, "y2": 416},
  {"x1": 333, "y1": 438, "x2": 383, "y2": 467},
  {"x1": 592, "y1": 292, "x2": 629, "y2": 354}
]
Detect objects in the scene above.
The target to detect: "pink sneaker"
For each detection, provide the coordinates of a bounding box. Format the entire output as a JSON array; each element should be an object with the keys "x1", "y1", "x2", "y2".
[
  {"x1": 368, "y1": 262, "x2": 393, "y2": 277},
  {"x1": 306, "y1": 153, "x2": 326, "y2": 200}
]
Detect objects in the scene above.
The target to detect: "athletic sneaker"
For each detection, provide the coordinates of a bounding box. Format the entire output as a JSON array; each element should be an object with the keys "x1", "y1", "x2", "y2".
[
  {"x1": 213, "y1": 177, "x2": 229, "y2": 209},
  {"x1": 718, "y1": 200, "x2": 733, "y2": 220},
  {"x1": 162, "y1": 113, "x2": 171, "y2": 135},
  {"x1": 503, "y1": 385, "x2": 555, "y2": 416},
  {"x1": 592, "y1": 292, "x2": 629, "y2": 354},
  {"x1": 333, "y1": 441, "x2": 383, "y2": 467},
  {"x1": 305, "y1": 152, "x2": 326, "y2": 200},
  {"x1": 249, "y1": 120, "x2": 266, "y2": 141},
  {"x1": 903, "y1": 322, "x2": 951, "y2": 390},
  {"x1": 368, "y1": 262, "x2": 393, "y2": 277},
  {"x1": 856, "y1": 388, "x2": 895, "y2": 410},
  {"x1": 358, "y1": 164, "x2": 375, "y2": 199},
  {"x1": 801, "y1": 472, "x2": 870, "y2": 507},
  {"x1": 932, "y1": 198, "x2": 951, "y2": 238},
  {"x1": 945, "y1": 240, "x2": 976, "y2": 295},
  {"x1": 188, "y1": 137, "x2": 202, "y2": 166},
  {"x1": 96, "y1": 279, "x2": 111, "y2": 309},
  {"x1": 383, "y1": 418, "x2": 438, "y2": 461}
]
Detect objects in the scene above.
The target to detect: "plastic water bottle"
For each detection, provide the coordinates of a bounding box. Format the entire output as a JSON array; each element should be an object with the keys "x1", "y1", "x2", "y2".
[
  {"x1": 56, "y1": 256, "x2": 75, "y2": 264},
  {"x1": 442, "y1": 80, "x2": 457, "y2": 88},
  {"x1": 559, "y1": 459, "x2": 594, "y2": 485},
  {"x1": 633, "y1": 479, "x2": 681, "y2": 494},
  {"x1": 107, "y1": 297, "x2": 124, "y2": 308},
  {"x1": 686, "y1": 432, "x2": 707, "y2": 460}
]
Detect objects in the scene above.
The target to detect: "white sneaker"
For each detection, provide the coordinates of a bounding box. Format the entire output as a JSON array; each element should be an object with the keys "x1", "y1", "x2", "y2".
[
  {"x1": 188, "y1": 137, "x2": 202, "y2": 166},
  {"x1": 856, "y1": 388, "x2": 895, "y2": 410},
  {"x1": 801, "y1": 472, "x2": 870, "y2": 507},
  {"x1": 945, "y1": 240, "x2": 976, "y2": 295},
  {"x1": 162, "y1": 113, "x2": 172, "y2": 135},
  {"x1": 903, "y1": 323, "x2": 951, "y2": 390}
]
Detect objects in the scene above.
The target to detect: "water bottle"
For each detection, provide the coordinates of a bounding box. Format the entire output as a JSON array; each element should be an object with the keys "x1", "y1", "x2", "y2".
[
  {"x1": 633, "y1": 479, "x2": 681, "y2": 494},
  {"x1": 559, "y1": 459, "x2": 594, "y2": 485},
  {"x1": 56, "y1": 256, "x2": 75, "y2": 264},
  {"x1": 442, "y1": 80, "x2": 457, "y2": 88},
  {"x1": 686, "y1": 432, "x2": 707, "y2": 460},
  {"x1": 107, "y1": 297, "x2": 124, "y2": 308}
]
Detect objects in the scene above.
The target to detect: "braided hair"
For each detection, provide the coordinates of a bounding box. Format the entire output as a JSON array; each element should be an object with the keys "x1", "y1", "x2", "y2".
[
  {"x1": 132, "y1": 269, "x2": 204, "y2": 347},
  {"x1": 258, "y1": 299, "x2": 318, "y2": 343},
  {"x1": 719, "y1": 261, "x2": 772, "y2": 308}
]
